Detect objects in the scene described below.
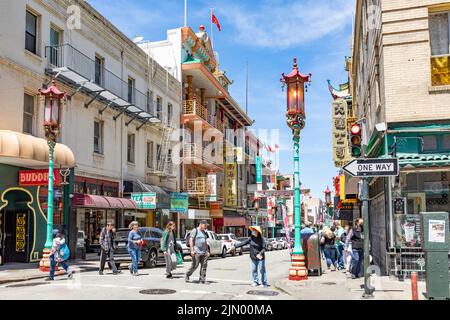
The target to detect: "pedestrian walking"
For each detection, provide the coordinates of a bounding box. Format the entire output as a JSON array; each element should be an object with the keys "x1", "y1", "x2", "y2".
[
  {"x1": 127, "y1": 221, "x2": 143, "y2": 276},
  {"x1": 229, "y1": 226, "x2": 267, "y2": 288},
  {"x1": 346, "y1": 218, "x2": 364, "y2": 279},
  {"x1": 343, "y1": 223, "x2": 353, "y2": 274},
  {"x1": 185, "y1": 220, "x2": 210, "y2": 284},
  {"x1": 334, "y1": 222, "x2": 345, "y2": 270},
  {"x1": 318, "y1": 224, "x2": 325, "y2": 260},
  {"x1": 46, "y1": 231, "x2": 73, "y2": 281},
  {"x1": 99, "y1": 223, "x2": 121, "y2": 275},
  {"x1": 321, "y1": 226, "x2": 338, "y2": 271},
  {"x1": 161, "y1": 221, "x2": 177, "y2": 278}
]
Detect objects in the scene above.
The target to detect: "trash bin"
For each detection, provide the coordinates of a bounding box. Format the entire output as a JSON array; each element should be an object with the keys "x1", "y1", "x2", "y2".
[{"x1": 301, "y1": 233, "x2": 322, "y2": 276}]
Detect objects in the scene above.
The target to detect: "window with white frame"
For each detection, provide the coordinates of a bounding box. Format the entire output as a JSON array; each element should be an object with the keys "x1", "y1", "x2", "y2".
[
  {"x1": 127, "y1": 133, "x2": 135, "y2": 163},
  {"x1": 147, "y1": 141, "x2": 154, "y2": 169},
  {"x1": 94, "y1": 120, "x2": 104, "y2": 154},
  {"x1": 23, "y1": 93, "x2": 35, "y2": 135},
  {"x1": 25, "y1": 10, "x2": 38, "y2": 54},
  {"x1": 429, "y1": 12, "x2": 450, "y2": 86}
]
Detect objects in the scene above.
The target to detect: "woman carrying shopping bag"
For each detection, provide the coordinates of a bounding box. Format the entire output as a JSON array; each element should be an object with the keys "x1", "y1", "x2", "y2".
[{"x1": 161, "y1": 221, "x2": 178, "y2": 278}]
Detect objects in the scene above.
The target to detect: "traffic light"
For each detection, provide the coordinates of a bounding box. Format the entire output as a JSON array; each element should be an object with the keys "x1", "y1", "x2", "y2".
[{"x1": 350, "y1": 123, "x2": 362, "y2": 157}]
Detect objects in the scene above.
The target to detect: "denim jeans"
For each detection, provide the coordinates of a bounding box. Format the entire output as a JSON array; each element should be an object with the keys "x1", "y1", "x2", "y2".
[
  {"x1": 49, "y1": 254, "x2": 70, "y2": 279},
  {"x1": 128, "y1": 248, "x2": 141, "y2": 273},
  {"x1": 99, "y1": 248, "x2": 118, "y2": 272},
  {"x1": 336, "y1": 244, "x2": 345, "y2": 269},
  {"x1": 251, "y1": 259, "x2": 267, "y2": 285},
  {"x1": 324, "y1": 246, "x2": 337, "y2": 269},
  {"x1": 351, "y1": 248, "x2": 363, "y2": 277}
]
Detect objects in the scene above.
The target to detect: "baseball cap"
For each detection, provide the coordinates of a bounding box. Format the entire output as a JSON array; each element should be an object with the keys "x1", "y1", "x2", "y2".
[{"x1": 199, "y1": 220, "x2": 209, "y2": 226}]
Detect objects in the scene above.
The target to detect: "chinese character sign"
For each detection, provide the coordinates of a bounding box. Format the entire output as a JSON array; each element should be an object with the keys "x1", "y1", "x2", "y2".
[
  {"x1": 332, "y1": 99, "x2": 350, "y2": 167},
  {"x1": 224, "y1": 163, "x2": 237, "y2": 207}
]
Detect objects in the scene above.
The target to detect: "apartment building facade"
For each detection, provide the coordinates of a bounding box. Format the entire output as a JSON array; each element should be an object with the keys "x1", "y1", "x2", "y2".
[
  {"x1": 352, "y1": 0, "x2": 450, "y2": 277},
  {"x1": 0, "y1": 0, "x2": 181, "y2": 263},
  {"x1": 139, "y1": 26, "x2": 253, "y2": 237}
]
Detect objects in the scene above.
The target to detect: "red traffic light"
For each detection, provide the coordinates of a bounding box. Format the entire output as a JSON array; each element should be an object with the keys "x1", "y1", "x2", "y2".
[{"x1": 351, "y1": 123, "x2": 361, "y2": 135}]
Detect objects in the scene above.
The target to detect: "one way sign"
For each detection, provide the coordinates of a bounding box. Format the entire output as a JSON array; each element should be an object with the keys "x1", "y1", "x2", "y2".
[{"x1": 343, "y1": 158, "x2": 399, "y2": 177}]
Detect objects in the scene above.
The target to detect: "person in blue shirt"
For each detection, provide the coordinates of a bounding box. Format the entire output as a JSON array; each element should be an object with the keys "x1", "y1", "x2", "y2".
[{"x1": 127, "y1": 221, "x2": 143, "y2": 276}]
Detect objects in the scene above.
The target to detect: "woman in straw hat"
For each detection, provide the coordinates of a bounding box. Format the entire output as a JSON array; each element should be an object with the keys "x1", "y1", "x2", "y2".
[{"x1": 229, "y1": 226, "x2": 267, "y2": 288}]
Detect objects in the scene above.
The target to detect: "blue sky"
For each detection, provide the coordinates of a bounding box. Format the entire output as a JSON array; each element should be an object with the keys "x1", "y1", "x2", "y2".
[{"x1": 87, "y1": 0, "x2": 354, "y2": 199}]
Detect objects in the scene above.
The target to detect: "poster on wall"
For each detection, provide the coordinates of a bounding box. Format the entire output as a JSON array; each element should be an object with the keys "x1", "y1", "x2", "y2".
[
  {"x1": 394, "y1": 214, "x2": 421, "y2": 247},
  {"x1": 428, "y1": 220, "x2": 446, "y2": 243}
]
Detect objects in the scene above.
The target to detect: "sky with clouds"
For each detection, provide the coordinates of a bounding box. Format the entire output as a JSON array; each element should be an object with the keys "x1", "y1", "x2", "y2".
[{"x1": 87, "y1": 0, "x2": 354, "y2": 199}]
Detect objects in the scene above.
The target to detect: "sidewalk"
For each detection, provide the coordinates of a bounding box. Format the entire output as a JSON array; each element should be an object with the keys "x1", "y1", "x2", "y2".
[
  {"x1": 0, "y1": 260, "x2": 99, "y2": 285},
  {"x1": 275, "y1": 269, "x2": 427, "y2": 300}
]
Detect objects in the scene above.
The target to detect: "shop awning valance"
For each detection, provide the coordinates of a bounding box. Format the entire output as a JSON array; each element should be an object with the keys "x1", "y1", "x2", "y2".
[
  {"x1": 72, "y1": 193, "x2": 137, "y2": 209},
  {"x1": 223, "y1": 216, "x2": 246, "y2": 227},
  {"x1": 0, "y1": 130, "x2": 75, "y2": 168},
  {"x1": 398, "y1": 153, "x2": 450, "y2": 168}
]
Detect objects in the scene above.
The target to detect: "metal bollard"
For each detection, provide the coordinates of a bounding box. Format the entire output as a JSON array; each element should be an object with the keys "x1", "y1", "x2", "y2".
[{"x1": 411, "y1": 272, "x2": 418, "y2": 300}]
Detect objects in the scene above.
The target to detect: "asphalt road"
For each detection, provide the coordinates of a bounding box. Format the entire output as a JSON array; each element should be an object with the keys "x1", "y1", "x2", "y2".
[{"x1": 0, "y1": 249, "x2": 294, "y2": 300}]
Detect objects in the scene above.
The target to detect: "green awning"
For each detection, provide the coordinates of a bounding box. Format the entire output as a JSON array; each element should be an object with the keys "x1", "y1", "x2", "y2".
[
  {"x1": 398, "y1": 153, "x2": 450, "y2": 168},
  {"x1": 390, "y1": 123, "x2": 450, "y2": 131}
]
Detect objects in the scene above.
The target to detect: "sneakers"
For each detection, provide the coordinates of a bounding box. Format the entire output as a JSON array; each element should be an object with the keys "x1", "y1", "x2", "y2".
[
  {"x1": 200, "y1": 279, "x2": 207, "y2": 284},
  {"x1": 252, "y1": 282, "x2": 259, "y2": 287},
  {"x1": 113, "y1": 270, "x2": 121, "y2": 275},
  {"x1": 45, "y1": 277, "x2": 54, "y2": 281},
  {"x1": 351, "y1": 274, "x2": 356, "y2": 279},
  {"x1": 99, "y1": 271, "x2": 104, "y2": 275},
  {"x1": 259, "y1": 284, "x2": 268, "y2": 288},
  {"x1": 166, "y1": 273, "x2": 173, "y2": 279},
  {"x1": 185, "y1": 275, "x2": 190, "y2": 283}
]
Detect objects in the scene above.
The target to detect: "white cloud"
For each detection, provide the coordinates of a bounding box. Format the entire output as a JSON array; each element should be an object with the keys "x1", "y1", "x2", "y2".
[{"x1": 220, "y1": 0, "x2": 354, "y2": 49}]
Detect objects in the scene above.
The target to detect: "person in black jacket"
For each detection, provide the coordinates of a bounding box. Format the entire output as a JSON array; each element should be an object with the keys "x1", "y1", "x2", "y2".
[
  {"x1": 99, "y1": 223, "x2": 121, "y2": 275},
  {"x1": 229, "y1": 226, "x2": 267, "y2": 288},
  {"x1": 347, "y1": 218, "x2": 364, "y2": 279}
]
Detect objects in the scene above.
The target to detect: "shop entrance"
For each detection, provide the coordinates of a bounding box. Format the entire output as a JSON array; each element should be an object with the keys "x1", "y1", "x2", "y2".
[{"x1": 1, "y1": 210, "x2": 30, "y2": 263}]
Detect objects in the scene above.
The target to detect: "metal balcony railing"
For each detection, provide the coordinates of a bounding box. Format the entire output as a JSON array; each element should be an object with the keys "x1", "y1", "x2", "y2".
[
  {"x1": 183, "y1": 143, "x2": 202, "y2": 159},
  {"x1": 183, "y1": 100, "x2": 224, "y2": 132},
  {"x1": 185, "y1": 177, "x2": 208, "y2": 194},
  {"x1": 45, "y1": 44, "x2": 156, "y2": 117}
]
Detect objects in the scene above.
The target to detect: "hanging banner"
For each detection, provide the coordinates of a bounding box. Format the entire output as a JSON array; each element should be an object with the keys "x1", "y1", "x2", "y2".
[
  {"x1": 267, "y1": 196, "x2": 276, "y2": 223},
  {"x1": 256, "y1": 156, "x2": 262, "y2": 184},
  {"x1": 131, "y1": 192, "x2": 156, "y2": 209},
  {"x1": 206, "y1": 173, "x2": 217, "y2": 202},
  {"x1": 170, "y1": 193, "x2": 189, "y2": 213},
  {"x1": 224, "y1": 163, "x2": 237, "y2": 207}
]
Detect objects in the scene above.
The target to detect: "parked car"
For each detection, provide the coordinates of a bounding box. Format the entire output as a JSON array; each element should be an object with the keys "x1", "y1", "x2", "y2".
[
  {"x1": 177, "y1": 238, "x2": 190, "y2": 259},
  {"x1": 113, "y1": 227, "x2": 165, "y2": 269},
  {"x1": 184, "y1": 229, "x2": 227, "y2": 258},
  {"x1": 264, "y1": 238, "x2": 273, "y2": 251},
  {"x1": 217, "y1": 233, "x2": 243, "y2": 256},
  {"x1": 237, "y1": 237, "x2": 251, "y2": 252},
  {"x1": 268, "y1": 238, "x2": 281, "y2": 250},
  {"x1": 276, "y1": 237, "x2": 288, "y2": 249}
]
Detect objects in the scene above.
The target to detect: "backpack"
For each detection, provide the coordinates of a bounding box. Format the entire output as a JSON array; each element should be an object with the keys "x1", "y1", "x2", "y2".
[{"x1": 185, "y1": 228, "x2": 206, "y2": 248}]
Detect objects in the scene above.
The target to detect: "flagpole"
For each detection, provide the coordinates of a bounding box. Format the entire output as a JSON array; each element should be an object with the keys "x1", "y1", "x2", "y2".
[
  {"x1": 210, "y1": 8, "x2": 214, "y2": 49},
  {"x1": 184, "y1": 0, "x2": 187, "y2": 27}
]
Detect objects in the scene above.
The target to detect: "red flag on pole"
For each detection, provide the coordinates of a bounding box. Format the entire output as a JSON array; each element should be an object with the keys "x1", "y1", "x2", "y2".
[{"x1": 212, "y1": 13, "x2": 221, "y2": 31}]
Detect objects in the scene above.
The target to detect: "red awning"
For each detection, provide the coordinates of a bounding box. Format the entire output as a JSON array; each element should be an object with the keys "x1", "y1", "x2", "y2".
[
  {"x1": 117, "y1": 198, "x2": 137, "y2": 209},
  {"x1": 223, "y1": 217, "x2": 246, "y2": 227},
  {"x1": 72, "y1": 193, "x2": 137, "y2": 209}
]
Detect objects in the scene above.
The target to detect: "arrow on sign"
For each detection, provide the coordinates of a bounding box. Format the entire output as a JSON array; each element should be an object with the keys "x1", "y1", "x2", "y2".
[{"x1": 343, "y1": 158, "x2": 399, "y2": 177}]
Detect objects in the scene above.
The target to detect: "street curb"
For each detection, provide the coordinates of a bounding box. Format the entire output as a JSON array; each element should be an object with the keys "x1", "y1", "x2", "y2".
[
  {"x1": 0, "y1": 266, "x2": 98, "y2": 285},
  {"x1": 273, "y1": 280, "x2": 296, "y2": 297}
]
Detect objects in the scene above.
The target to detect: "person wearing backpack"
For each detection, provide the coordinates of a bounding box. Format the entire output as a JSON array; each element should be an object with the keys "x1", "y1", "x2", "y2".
[
  {"x1": 46, "y1": 231, "x2": 73, "y2": 281},
  {"x1": 161, "y1": 221, "x2": 177, "y2": 278},
  {"x1": 185, "y1": 220, "x2": 209, "y2": 284}
]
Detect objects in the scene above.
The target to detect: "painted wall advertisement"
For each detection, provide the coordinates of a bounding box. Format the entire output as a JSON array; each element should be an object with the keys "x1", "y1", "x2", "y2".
[
  {"x1": 131, "y1": 192, "x2": 156, "y2": 209},
  {"x1": 224, "y1": 163, "x2": 237, "y2": 207},
  {"x1": 170, "y1": 193, "x2": 189, "y2": 213},
  {"x1": 394, "y1": 214, "x2": 421, "y2": 247}
]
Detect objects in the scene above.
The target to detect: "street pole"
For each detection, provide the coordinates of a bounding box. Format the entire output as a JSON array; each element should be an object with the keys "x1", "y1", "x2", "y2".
[
  {"x1": 44, "y1": 140, "x2": 56, "y2": 249},
  {"x1": 361, "y1": 177, "x2": 374, "y2": 298},
  {"x1": 292, "y1": 138, "x2": 302, "y2": 256}
]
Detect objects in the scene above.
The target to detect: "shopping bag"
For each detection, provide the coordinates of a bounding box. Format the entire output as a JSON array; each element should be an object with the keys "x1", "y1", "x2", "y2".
[
  {"x1": 170, "y1": 252, "x2": 177, "y2": 269},
  {"x1": 176, "y1": 251, "x2": 183, "y2": 265}
]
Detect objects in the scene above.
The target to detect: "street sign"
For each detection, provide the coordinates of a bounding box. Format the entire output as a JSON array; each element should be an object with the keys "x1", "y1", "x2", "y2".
[{"x1": 343, "y1": 158, "x2": 399, "y2": 177}]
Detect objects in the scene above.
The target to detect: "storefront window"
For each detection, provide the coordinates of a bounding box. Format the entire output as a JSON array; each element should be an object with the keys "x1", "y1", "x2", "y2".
[
  {"x1": 395, "y1": 170, "x2": 450, "y2": 247},
  {"x1": 39, "y1": 186, "x2": 64, "y2": 225}
]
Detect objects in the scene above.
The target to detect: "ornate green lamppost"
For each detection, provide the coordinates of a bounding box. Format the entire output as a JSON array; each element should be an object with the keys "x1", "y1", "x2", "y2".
[
  {"x1": 281, "y1": 58, "x2": 311, "y2": 281},
  {"x1": 39, "y1": 79, "x2": 65, "y2": 272}
]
